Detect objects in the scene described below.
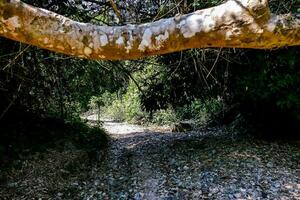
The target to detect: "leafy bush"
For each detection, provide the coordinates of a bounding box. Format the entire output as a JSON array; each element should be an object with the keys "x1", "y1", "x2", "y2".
[
  {"x1": 122, "y1": 81, "x2": 145, "y2": 122},
  {"x1": 190, "y1": 100, "x2": 212, "y2": 125},
  {"x1": 104, "y1": 98, "x2": 126, "y2": 122},
  {"x1": 176, "y1": 98, "x2": 223, "y2": 125},
  {"x1": 102, "y1": 80, "x2": 146, "y2": 123},
  {"x1": 69, "y1": 120, "x2": 108, "y2": 156},
  {"x1": 152, "y1": 106, "x2": 179, "y2": 125}
]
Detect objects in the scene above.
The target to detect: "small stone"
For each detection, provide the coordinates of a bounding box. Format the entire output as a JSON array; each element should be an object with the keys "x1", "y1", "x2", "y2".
[
  {"x1": 274, "y1": 182, "x2": 281, "y2": 188},
  {"x1": 240, "y1": 188, "x2": 246, "y2": 193},
  {"x1": 285, "y1": 185, "x2": 293, "y2": 189},
  {"x1": 192, "y1": 191, "x2": 202, "y2": 198},
  {"x1": 234, "y1": 193, "x2": 242, "y2": 198},
  {"x1": 170, "y1": 158, "x2": 176, "y2": 165},
  {"x1": 72, "y1": 182, "x2": 79, "y2": 186},
  {"x1": 183, "y1": 165, "x2": 189, "y2": 170},
  {"x1": 7, "y1": 182, "x2": 17, "y2": 187},
  {"x1": 271, "y1": 186, "x2": 278, "y2": 192},
  {"x1": 261, "y1": 192, "x2": 268, "y2": 198},
  {"x1": 94, "y1": 180, "x2": 100, "y2": 186},
  {"x1": 212, "y1": 188, "x2": 219, "y2": 194},
  {"x1": 57, "y1": 192, "x2": 63, "y2": 197},
  {"x1": 134, "y1": 192, "x2": 143, "y2": 200},
  {"x1": 266, "y1": 162, "x2": 273, "y2": 168}
]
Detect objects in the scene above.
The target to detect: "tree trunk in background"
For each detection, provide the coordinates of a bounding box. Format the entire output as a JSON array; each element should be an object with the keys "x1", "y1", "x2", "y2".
[{"x1": 0, "y1": 0, "x2": 299, "y2": 60}]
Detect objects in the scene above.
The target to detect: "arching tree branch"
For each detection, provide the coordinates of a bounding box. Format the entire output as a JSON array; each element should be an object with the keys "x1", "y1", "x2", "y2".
[{"x1": 0, "y1": 0, "x2": 299, "y2": 60}]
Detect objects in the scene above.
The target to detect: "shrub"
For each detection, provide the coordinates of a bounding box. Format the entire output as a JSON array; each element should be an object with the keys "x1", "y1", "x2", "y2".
[
  {"x1": 188, "y1": 98, "x2": 221, "y2": 124},
  {"x1": 104, "y1": 98, "x2": 126, "y2": 122},
  {"x1": 102, "y1": 80, "x2": 146, "y2": 123},
  {"x1": 152, "y1": 106, "x2": 179, "y2": 125},
  {"x1": 0, "y1": 114, "x2": 109, "y2": 167},
  {"x1": 69, "y1": 120, "x2": 108, "y2": 157}
]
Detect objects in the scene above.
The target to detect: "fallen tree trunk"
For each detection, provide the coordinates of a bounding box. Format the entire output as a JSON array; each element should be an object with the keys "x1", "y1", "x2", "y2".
[{"x1": 0, "y1": 0, "x2": 299, "y2": 60}]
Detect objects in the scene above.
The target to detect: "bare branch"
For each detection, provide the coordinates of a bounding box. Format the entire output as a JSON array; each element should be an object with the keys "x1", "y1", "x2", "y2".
[{"x1": 108, "y1": 0, "x2": 122, "y2": 22}]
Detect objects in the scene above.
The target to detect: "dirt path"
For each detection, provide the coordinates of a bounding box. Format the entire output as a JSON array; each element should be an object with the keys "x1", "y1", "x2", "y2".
[
  {"x1": 1, "y1": 119, "x2": 299, "y2": 199},
  {"x1": 91, "y1": 121, "x2": 300, "y2": 200},
  {"x1": 103, "y1": 120, "x2": 148, "y2": 136}
]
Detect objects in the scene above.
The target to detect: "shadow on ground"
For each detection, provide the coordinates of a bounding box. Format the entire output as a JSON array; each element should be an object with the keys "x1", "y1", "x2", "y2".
[{"x1": 0, "y1": 121, "x2": 299, "y2": 199}]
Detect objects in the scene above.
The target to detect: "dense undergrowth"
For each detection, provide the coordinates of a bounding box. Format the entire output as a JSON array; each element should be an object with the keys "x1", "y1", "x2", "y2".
[
  {"x1": 0, "y1": 107, "x2": 108, "y2": 168},
  {"x1": 91, "y1": 88, "x2": 223, "y2": 127},
  {"x1": 89, "y1": 47, "x2": 300, "y2": 140}
]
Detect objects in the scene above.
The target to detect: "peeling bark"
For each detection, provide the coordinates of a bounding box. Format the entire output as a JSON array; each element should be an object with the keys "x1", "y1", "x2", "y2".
[{"x1": 0, "y1": 0, "x2": 299, "y2": 60}]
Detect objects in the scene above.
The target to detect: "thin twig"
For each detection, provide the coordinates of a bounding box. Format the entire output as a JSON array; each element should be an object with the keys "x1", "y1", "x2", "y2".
[
  {"x1": 2, "y1": 45, "x2": 30, "y2": 71},
  {"x1": 0, "y1": 84, "x2": 22, "y2": 120},
  {"x1": 206, "y1": 48, "x2": 222, "y2": 78},
  {"x1": 108, "y1": 0, "x2": 122, "y2": 22},
  {"x1": 170, "y1": 51, "x2": 183, "y2": 77}
]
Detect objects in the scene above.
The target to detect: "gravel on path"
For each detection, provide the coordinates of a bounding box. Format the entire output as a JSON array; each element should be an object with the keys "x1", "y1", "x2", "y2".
[{"x1": 1, "y1": 121, "x2": 299, "y2": 200}]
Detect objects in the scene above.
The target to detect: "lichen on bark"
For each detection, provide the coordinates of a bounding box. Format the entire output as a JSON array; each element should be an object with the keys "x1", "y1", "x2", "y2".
[{"x1": 0, "y1": 0, "x2": 299, "y2": 60}]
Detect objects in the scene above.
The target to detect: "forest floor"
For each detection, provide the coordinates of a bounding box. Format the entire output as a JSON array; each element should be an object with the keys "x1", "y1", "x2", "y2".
[{"x1": 0, "y1": 118, "x2": 300, "y2": 199}]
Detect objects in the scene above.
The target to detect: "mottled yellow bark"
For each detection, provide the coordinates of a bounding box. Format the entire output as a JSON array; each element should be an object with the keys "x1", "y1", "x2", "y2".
[{"x1": 0, "y1": 0, "x2": 299, "y2": 60}]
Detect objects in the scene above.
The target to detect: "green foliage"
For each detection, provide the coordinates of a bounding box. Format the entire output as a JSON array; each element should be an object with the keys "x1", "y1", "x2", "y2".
[
  {"x1": 232, "y1": 48, "x2": 300, "y2": 134},
  {"x1": 101, "y1": 87, "x2": 223, "y2": 126},
  {"x1": 0, "y1": 115, "x2": 108, "y2": 166},
  {"x1": 68, "y1": 120, "x2": 108, "y2": 154},
  {"x1": 192, "y1": 0, "x2": 224, "y2": 9},
  {"x1": 0, "y1": 38, "x2": 130, "y2": 121},
  {"x1": 102, "y1": 80, "x2": 145, "y2": 123},
  {"x1": 104, "y1": 98, "x2": 126, "y2": 122},
  {"x1": 269, "y1": 0, "x2": 300, "y2": 14},
  {"x1": 190, "y1": 98, "x2": 222, "y2": 124},
  {"x1": 176, "y1": 98, "x2": 223, "y2": 125},
  {"x1": 137, "y1": 59, "x2": 172, "y2": 111},
  {"x1": 122, "y1": 82, "x2": 145, "y2": 122},
  {"x1": 152, "y1": 106, "x2": 179, "y2": 125},
  {"x1": 99, "y1": 51, "x2": 226, "y2": 126},
  {"x1": 89, "y1": 96, "x2": 104, "y2": 110},
  {"x1": 240, "y1": 49, "x2": 300, "y2": 111},
  {"x1": 89, "y1": 92, "x2": 118, "y2": 113}
]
